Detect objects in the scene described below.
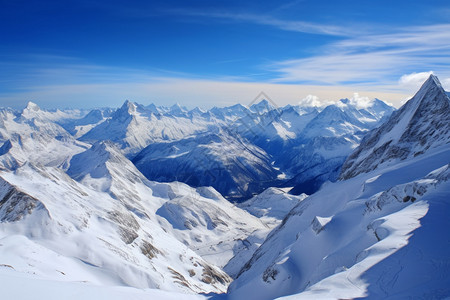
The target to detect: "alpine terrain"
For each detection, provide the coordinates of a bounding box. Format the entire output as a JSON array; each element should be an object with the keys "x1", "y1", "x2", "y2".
[{"x1": 0, "y1": 75, "x2": 448, "y2": 299}]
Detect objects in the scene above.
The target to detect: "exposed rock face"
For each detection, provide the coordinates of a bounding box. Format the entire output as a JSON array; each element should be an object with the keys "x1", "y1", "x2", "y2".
[{"x1": 0, "y1": 177, "x2": 46, "y2": 222}]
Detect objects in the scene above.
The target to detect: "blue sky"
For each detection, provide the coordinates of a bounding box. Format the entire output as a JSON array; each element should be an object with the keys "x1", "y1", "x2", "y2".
[{"x1": 1, "y1": 0, "x2": 450, "y2": 109}]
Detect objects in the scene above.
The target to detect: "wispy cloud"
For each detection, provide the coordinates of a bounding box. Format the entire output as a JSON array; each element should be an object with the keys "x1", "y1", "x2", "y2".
[
  {"x1": 271, "y1": 24, "x2": 450, "y2": 90},
  {"x1": 165, "y1": 9, "x2": 355, "y2": 37},
  {"x1": 399, "y1": 71, "x2": 434, "y2": 89}
]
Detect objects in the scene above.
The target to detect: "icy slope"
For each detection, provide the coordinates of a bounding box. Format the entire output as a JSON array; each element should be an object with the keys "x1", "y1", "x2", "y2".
[
  {"x1": 223, "y1": 188, "x2": 308, "y2": 278},
  {"x1": 341, "y1": 74, "x2": 450, "y2": 180}
]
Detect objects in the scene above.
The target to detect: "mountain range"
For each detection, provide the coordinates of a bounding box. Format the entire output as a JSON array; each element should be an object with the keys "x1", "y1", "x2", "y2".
[{"x1": 0, "y1": 74, "x2": 449, "y2": 299}]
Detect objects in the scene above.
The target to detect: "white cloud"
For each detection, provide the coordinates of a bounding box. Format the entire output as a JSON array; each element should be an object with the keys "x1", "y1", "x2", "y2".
[
  {"x1": 298, "y1": 94, "x2": 336, "y2": 107},
  {"x1": 271, "y1": 24, "x2": 450, "y2": 87},
  {"x1": 165, "y1": 10, "x2": 354, "y2": 37},
  {"x1": 348, "y1": 93, "x2": 374, "y2": 109},
  {"x1": 399, "y1": 71, "x2": 434, "y2": 89},
  {"x1": 442, "y1": 78, "x2": 450, "y2": 90}
]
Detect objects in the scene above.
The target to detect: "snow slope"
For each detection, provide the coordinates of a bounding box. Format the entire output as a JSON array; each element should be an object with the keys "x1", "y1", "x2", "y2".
[
  {"x1": 228, "y1": 146, "x2": 450, "y2": 300},
  {"x1": 0, "y1": 267, "x2": 206, "y2": 300},
  {"x1": 0, "y1": 163, "x2": 231, "y2": 294},
  {"x1": 238, "y1": 188, "x2": 307, "y2": 227},
  {"x1": 67, "y1": 140, "x2": 270, "y2": 271}
]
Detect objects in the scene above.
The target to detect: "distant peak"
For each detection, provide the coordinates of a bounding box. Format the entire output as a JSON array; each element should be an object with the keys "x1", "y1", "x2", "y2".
[
  {"x1": 122, "y1": 99, "x2": 134, "y2": 107},
  {"x1": 24, "y1": 101, "x2": 40, "y2": 111},
  {"x1": 252, "y1": 99, "x2": 272, "y2": 107},
  {"x1": 170, "y1": 103, "x2": 185, "y2": 110},
  {"x1": 250, "y1": 99, "x2": 275, "y2": 113},
  {"x1": 169, "y1": 103, "x2": 187, "y2": 113},
  {"x1": 119, "y1": 100, "x2": 137, "y2": 113},
  {"x1": 257, "y1": 99, "x2": 269, "y2": 105}
]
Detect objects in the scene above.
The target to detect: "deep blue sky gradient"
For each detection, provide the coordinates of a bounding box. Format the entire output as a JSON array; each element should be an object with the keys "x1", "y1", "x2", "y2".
[{"x1": 1, "y1": 0, "x2": 449, "y2": 108}]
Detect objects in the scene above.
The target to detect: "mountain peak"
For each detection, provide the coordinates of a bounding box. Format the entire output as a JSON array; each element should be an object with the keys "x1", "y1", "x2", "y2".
[
  {"x1": 112, "y1": 100, "x2": 139, "y2": 120},
  {"x1": 339, "y1": 75, "x2": 450, "y2": 180},
  {"x1": 146, "y1": 103, "x2": 161, "y2": 114},
  {"x1": 170, "y1": 103, "x2": 185, "y2": 110},
  {"x1": 169, "y1": 103, "x2": 187, "y2": 115},
  {"x1": 250, "y1": 99, "x2": 275, "y2": 113},
  {"x1": 121, "y1": 100, "x2": 137, "y2": 113},
  {"x1": 20, "y1": 101, "x2": 43, "y2": 119},
  {"x1": 426, "y1": 74, "x2": 442, "y2": 88},
  {"x1": 24, "y1": 101, "x2": 40, "y2": 112},
  {"x1": 413, "y1": 74, "x2": 444, "y2": 97},
  {"x1": 403, "y1": 74, "x2": 448, "y2": 113}
]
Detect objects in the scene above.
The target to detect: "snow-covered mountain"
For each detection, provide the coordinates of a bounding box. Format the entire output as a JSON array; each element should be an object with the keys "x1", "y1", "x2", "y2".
[
  {"x1": 67, "y1": 140, "x2": 271, "y2": 269},
  {"x1": 1, "y1": 98, "x2": 395, "y2": 199},
  {"x1": 340, "y1": 74, "x2": 450, "y2": 180},
  {"x1": 0, "y1": 163, "x2": 232, "y2": 294},
  {"x1": 133, "y1": 129, "x2": 280, "y2": 200},
  {"x1": 129, "y1": 99, "x2": 394, "y2": 198},
  {"x1": 0, "y1": 102, "x2": 88, "y2": 170},
  {"x1": 229, "y1": 147, "x2": 450, "y2": 299},
  {"x1": 227, "y1": 75, "x2": 450, "y2": 300},
  {"x1": 283, "y1": 99, "x2": 395, "y2": 194},
  {"x1": 249, "y1": 99, "x2": 276, "y2": 114},
  {"x1": 232, "y1": 98, "x2": 394, "y2": 194},
  {"x1": 209, "y1": 104, "x2": 251, "y2": 122},
  {"x1": 0, "y1": 129, "x2": 283, "y2": 297},
  {"x1": 60, "y1": 108, "x2": 114, "y2": 138},
  {"x1": 80, "y1": 101, "x2": 218, "y2": 157}
]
